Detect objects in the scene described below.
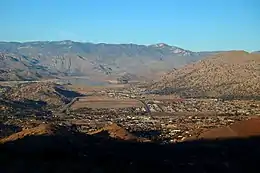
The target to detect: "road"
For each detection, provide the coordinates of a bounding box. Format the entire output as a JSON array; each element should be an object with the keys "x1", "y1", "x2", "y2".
[{"x1": 0, "y1": 79, "x2": 59, "y2": 85}]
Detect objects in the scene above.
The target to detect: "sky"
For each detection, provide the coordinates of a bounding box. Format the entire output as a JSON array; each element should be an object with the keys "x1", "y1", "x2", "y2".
[{"x1": 0, "y1": 0, "x2": 260, "y2": 51}]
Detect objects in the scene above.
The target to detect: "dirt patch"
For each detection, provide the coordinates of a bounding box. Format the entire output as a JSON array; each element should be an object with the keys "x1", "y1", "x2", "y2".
[
  {"x1": 71, "y1": 97, "x2": 143, "y2": 109},
  {"x1": 67, "y1": 84, "x2": 127, "y2": 95}
]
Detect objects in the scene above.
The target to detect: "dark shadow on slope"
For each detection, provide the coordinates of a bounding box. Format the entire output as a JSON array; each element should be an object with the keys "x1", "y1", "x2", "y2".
[
  {"x1": 12, "y1": 99, "x2": 47, "y2": 109},
  {"x1": 0, "y1": 98, "x2": 52, "y2": 119},
  {"x1": 0, "y1": 69, "x2": 7, "y2": 73},
  {"x1": 0, "y1": 123, "x2": 22, "y2": 138},
  {"x1": 54, "y1": 86, "x2": 85, "y2": 99},
  {"x1": 0, "y1": 98, "x2": 47, "y2": 110},
  {"x1": 131, "y1": 130, "x2": 162, "y2": 141},
  {"x1": 1, "y1": 128, "x2": 260, "y2": 173}
]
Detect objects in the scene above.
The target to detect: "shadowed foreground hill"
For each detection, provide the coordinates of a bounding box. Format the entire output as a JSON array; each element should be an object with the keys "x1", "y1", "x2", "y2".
[
  {"x1": 150, "y1": 51, "x2": 260, "y2": 99},
  {"x1": 1, "y1": 123, "x2": 260, "y2": 173}
]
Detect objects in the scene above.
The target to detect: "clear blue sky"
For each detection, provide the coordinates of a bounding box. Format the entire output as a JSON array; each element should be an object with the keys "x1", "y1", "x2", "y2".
[{"x1": 1, "y1": 0, "x2": 259, "y2": 51}]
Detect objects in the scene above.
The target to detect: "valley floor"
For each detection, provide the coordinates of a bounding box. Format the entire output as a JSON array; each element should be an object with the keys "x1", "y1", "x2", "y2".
[
  {"x1": 1, "y1": 81, "x2": 260, "y2": 142},
  {"x1": 1, "y1": 81, "x2": 260, "y2": 172}
]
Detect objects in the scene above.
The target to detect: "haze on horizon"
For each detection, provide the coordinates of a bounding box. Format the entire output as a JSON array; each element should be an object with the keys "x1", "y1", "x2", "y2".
[{"x1": 1, "y1": 0, "x2": 260, "y2": 52}]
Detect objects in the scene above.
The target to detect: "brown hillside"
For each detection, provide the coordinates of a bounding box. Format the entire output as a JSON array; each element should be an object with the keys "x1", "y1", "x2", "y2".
[
  {"x1": 2, "y1": 82, "x2": 82, "y2": 109},
  {"x1": 88, "y1": 123, "x2": 149, "y2": 142},
  {"x1": 0, "y1": 124, "x2": 56, "y2": 143},
  {"x1": 151, "y1": 51, "x2": 260, "y2": 98},
  {"x1": 191, "y1": 117, "x2": 260, "y2": 140}
]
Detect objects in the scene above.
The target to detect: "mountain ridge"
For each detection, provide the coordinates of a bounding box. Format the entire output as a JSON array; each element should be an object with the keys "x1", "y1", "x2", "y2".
[
  {"x1": 1, "y1": 40, "x2": 257, "y2": 52},
  {"x1": 1, "y1": 40, "x2": 257, "y2": 83},
  {"x1": 0, "y1": 40, "x2": 221, "y2": 81}
]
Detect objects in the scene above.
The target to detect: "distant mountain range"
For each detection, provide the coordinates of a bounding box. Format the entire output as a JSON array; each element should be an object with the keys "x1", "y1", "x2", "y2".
[{"x1": 0, "y1": 40, "x2": 224, "y2": 81}]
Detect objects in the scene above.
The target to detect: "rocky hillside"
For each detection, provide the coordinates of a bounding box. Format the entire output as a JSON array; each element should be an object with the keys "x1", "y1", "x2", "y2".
[
  {"x1": 0, "y1": 41, "x2": 217, "y2": 81},
  {"x1": 0, "y1": 53, "x2": 49, "y2": 81},
  {"x1": 150, "y1": 51, "x2": 260, "y2": 99},
  {"x1": 1, "y1": 82, "x2": 83, "y2": 112}
]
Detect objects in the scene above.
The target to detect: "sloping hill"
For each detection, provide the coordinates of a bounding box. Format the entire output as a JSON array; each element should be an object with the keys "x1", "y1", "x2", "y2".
[
  {"x1": 0, "y1": 124, "x2": 56, "y2": 143},
  {"x1": 1, "y1": 82, "x2": 83, "y2": 111},
  {"x1": 150, "y1": 51, "x2": 260, "y2": 99},
  {"x1": 88, "y1": 123, "x2": 149, "y2": 142}
]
